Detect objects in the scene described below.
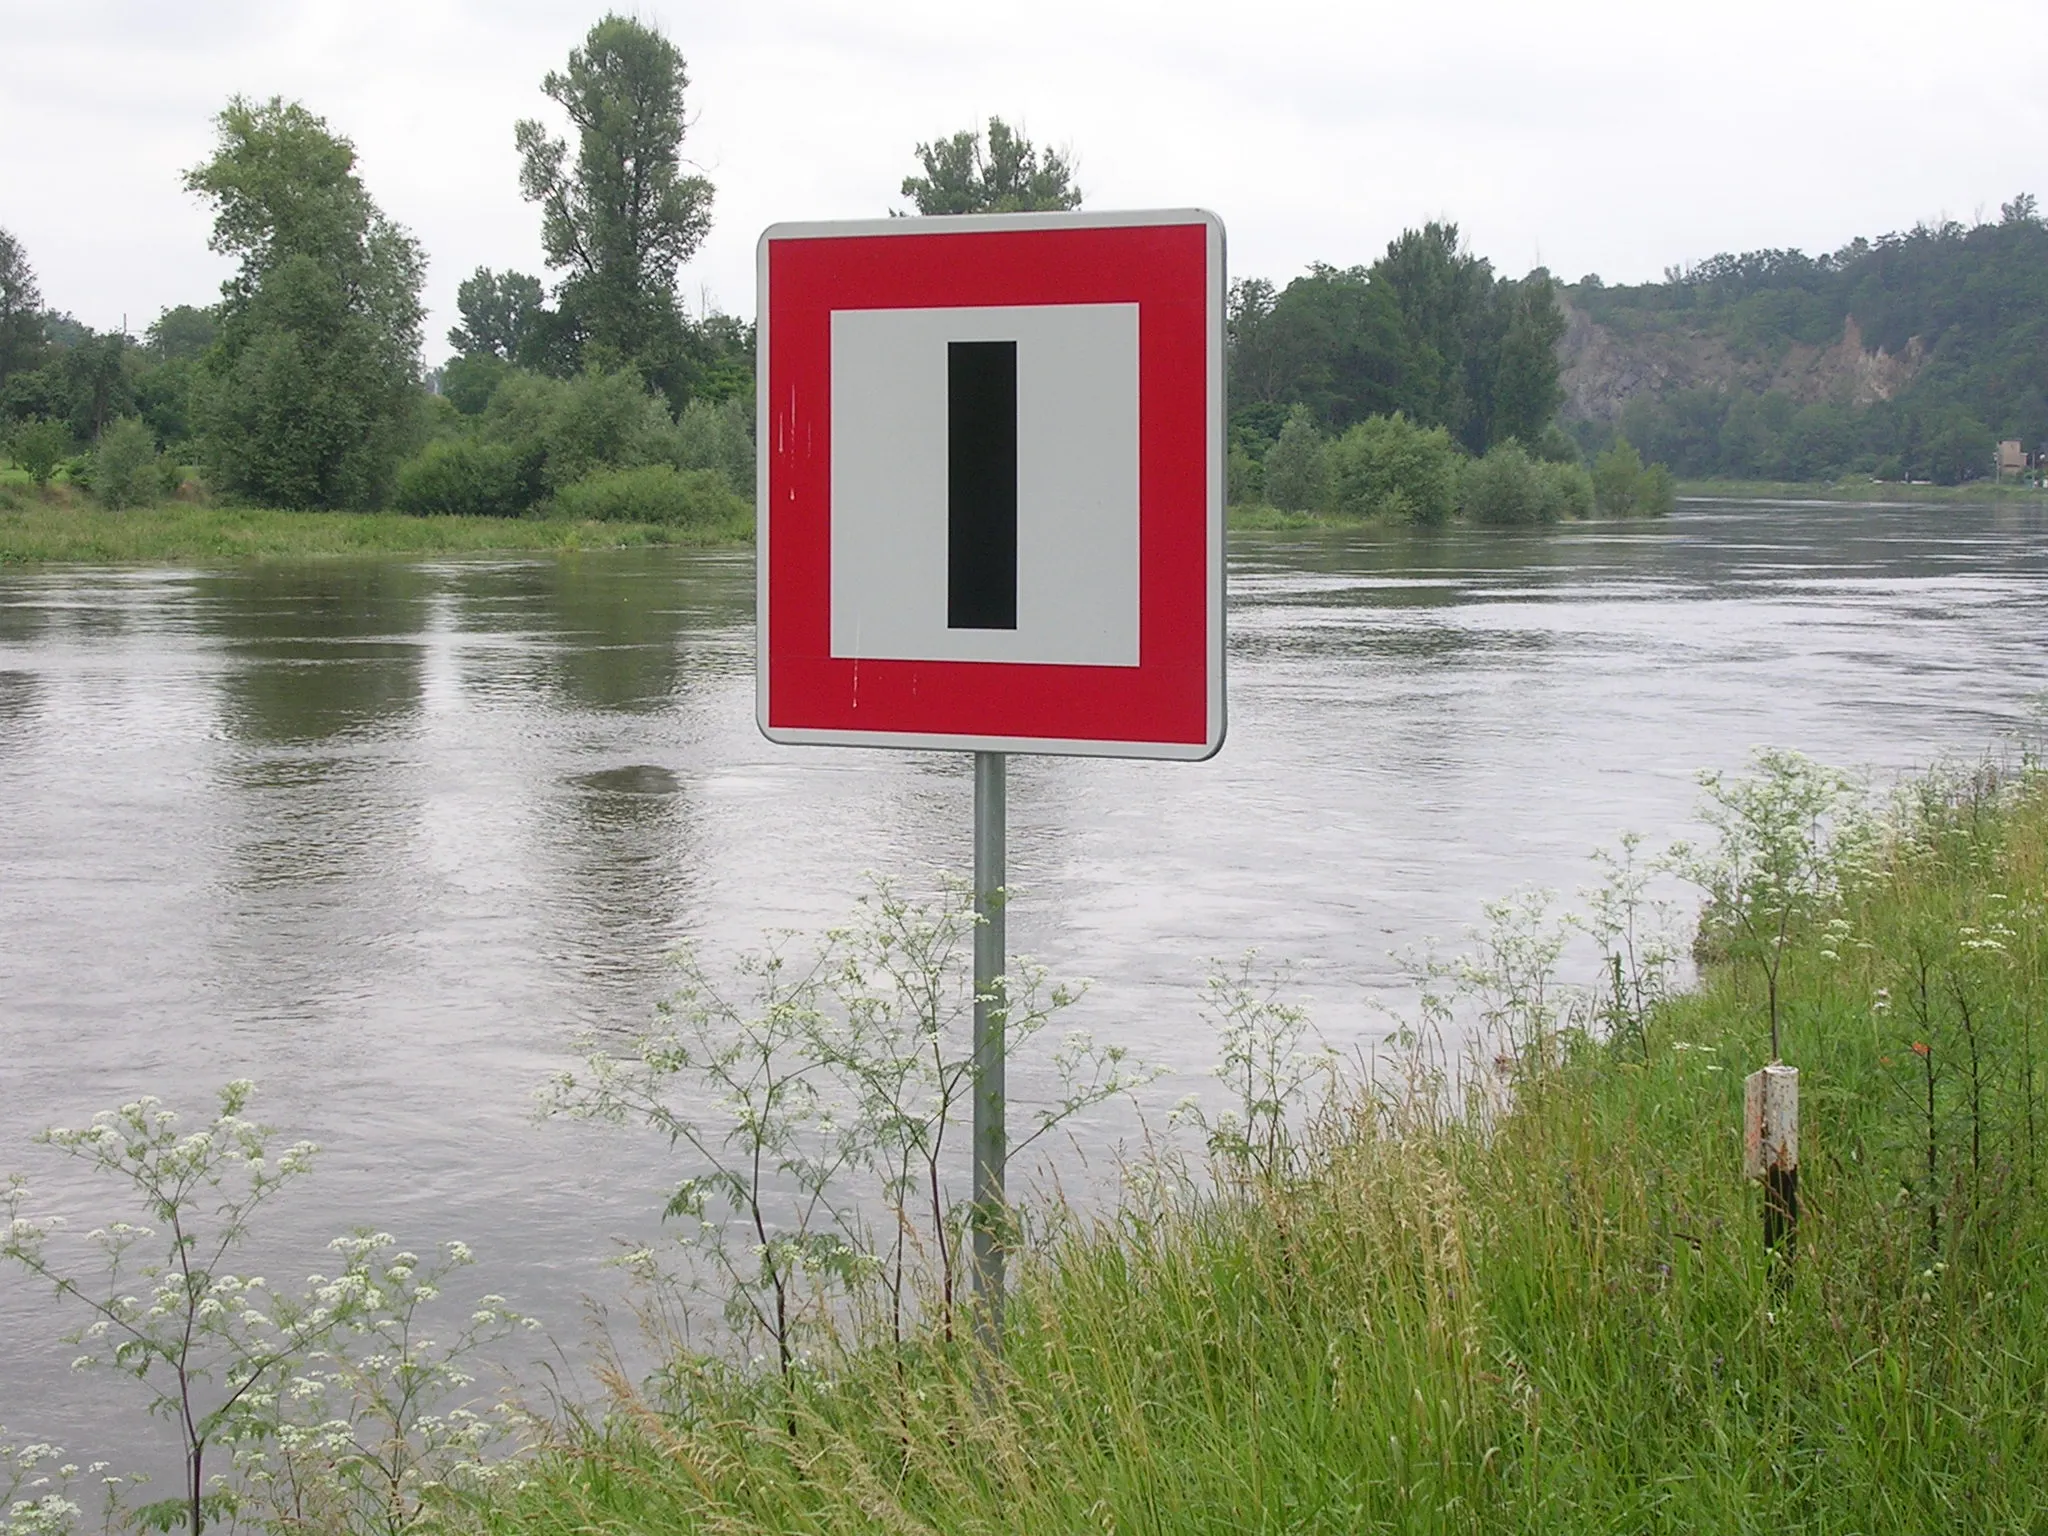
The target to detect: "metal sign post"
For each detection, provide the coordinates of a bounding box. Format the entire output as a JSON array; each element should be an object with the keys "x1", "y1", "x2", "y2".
[
  {"x1": 971, "y1": 750, "x2": 1007, "y2": 1337},
  {"x1": 755, "y1": 208, "x2": 1226, "y2": 1352}
]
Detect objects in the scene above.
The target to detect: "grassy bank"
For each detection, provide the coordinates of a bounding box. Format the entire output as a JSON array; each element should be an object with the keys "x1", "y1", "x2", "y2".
[
  {"x1": 491, "y1": 761, "x2": 2048, "y2": 1533},
  {"x1": 1679, "y1": 476, "x2": 2048, "y2": 504},
  {"x1": 0, "y1": 496, "x2": 752, "y2": 565},
  {"x1": 1228, "y1": 501, "x2": 1385, "y2": 531}
]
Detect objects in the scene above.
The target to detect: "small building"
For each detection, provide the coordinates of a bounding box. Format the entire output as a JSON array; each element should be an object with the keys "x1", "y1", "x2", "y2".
[{"x1": 1998, "y1": 438, "x2": 2026, "y2": 475}]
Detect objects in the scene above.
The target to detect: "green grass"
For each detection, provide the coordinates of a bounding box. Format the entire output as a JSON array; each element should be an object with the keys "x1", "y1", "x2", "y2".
[
  {"x1": 486, "y1": 765, "x2": 2048, "y2": 1534},
  {"x1": 0, "y1": 494, "x2": 752, "y2": 565},
  {"x1": 1679, "y1": 476, "x2": 2048, "y2": 504},
  {"x1": 1228, "y1": 502, "x2": 1386, "y2": 531}
]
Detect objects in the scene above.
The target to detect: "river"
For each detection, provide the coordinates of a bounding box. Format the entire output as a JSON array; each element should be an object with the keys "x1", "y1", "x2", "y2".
[{"x1": 3, "y1": 498, "x2": 2045, "y2": 1459}]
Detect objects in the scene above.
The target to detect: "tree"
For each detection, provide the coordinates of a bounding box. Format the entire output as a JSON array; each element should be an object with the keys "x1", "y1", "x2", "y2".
[
  {"x1": 1327, "y1": 412, "x2": 1461, "y2": 524},
  {"x1": 1231, "y1": 265, "x2": 1413, "y2": 430},
  {"x1": 1263, "y1": 405, "x2": 1328, "y2": 511},
  {"x1": 0, "y1": 225, "x2": 45, "y2": 389},
  {"x1": 184, "y1": 96, "x2": 425, "y2": 509},
  {"x1": 448, "y1": 266, "x2": 546, "y2": 361},
  {"x1": 1591, "y1": 437, "x2": 1675, "y2": 516},
  {"x1": 6, "y1": 416, "x2": 70, "y2": 487},
  {"x1": 1369, "y1": 222, "x2": 1495, "y2": 440},
  {"x1": 1918, "y1": 407, "x2": 1994, "y2": 485},
  {"x1": 146, "y1": 305, "x2": 218, "y2": 361},
  {"x1": 60, "y1": 330, "x2": 132, "y2": 440},
  {"x1": 900, "y1": 118, "x2": 1081, "y2": 215},
  {"x1": 1229, "y1": 226, "x2": 1565, "y2": 451},
  {"x1": 90, "y1": 415, "x2": 163, "y2": 508},
  {"x1": 515, "y1": 14, "x2": 712, "y2": 396},
  {"x1": 1491, "y1": 272, "x2": 1567, "y2": 445}
]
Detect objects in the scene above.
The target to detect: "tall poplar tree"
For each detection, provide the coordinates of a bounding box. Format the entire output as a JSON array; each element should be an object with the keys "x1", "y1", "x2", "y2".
[{"x1": 514, "y1": 14, "x2": 713, "y2": 404}]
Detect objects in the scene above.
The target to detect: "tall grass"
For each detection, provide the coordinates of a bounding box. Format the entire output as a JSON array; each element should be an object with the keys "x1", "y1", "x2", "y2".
[{"x1": 490, "y1": 761, "x2": 2048, "y2": 1534}]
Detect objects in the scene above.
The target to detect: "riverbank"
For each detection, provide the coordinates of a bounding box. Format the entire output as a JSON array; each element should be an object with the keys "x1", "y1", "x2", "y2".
[
  {"x1": 0, "y1": 499, "x2": 753, "y2": 564},
  {"x1": 1228, "y1": 501, "x2": 1384, "y2": 530},
  {"x1": 1680, "y1": 476, "x2": 2047, "y2": 504},
  {"x1": 490, "y1": 758, "x2": 2048, "y2": 1533}
]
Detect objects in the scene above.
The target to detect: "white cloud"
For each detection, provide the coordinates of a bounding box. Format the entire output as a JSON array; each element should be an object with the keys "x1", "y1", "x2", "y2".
[{"x1": 2, "y1": 0, "x2": 2042, "y2": 353}]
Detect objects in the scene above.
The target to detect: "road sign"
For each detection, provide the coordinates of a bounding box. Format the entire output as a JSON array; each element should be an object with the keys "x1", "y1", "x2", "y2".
[{"x1": 755, "y1": 209, "x2": 1226, "y2": 760}]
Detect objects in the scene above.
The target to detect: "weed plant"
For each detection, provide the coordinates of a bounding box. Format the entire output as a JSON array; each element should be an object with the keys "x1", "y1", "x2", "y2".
[{"x1": 1, "y1": 1089, "x2": 531, "y2": 1536}]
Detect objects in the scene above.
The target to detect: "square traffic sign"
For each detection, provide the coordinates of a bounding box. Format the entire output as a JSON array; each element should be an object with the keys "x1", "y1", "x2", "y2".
[{"x1": 755, "y1": 209, "x2": 1225, "y2": 759}]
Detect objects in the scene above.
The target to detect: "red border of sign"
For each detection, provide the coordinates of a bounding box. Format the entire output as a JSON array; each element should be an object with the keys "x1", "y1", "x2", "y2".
[{"x1": 756, "y1": 210, "x2": 1225, "y2": 759}]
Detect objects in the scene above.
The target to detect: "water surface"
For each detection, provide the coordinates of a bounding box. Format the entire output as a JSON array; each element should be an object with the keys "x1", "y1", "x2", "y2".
[{"x1": 4, "y1": 500, "x2": 2046, "y2": 1455}]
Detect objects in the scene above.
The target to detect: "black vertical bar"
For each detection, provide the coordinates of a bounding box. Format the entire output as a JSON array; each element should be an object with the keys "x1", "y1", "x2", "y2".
[{"x1": 949, "y1": 340, "x2": 1017, "y2": 630}]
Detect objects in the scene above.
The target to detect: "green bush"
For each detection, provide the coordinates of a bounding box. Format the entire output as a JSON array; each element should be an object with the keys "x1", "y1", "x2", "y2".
[
  {"x1": 485, "y1": 367, "x2": 676, "y2": 493},
  {"x1": 672, "y1": 394, "x2": 755, "y2": 497},
  {"x1": 549, "y1": 464, "x2": 747, "y2": 527},
  {"x1": 442, "y1": 353, "x2": 509, "y2": 416},
  {"x1": 1327, "y1": 413, "x2": 1461, "y2": 524},
  {"x1": 1592, "y1": 437, "x2": 1677, "y2": 516},
  {"x1": 1262, "y1": 406, "x2": 1327, "y2": 512},
  {"x1": 393, "y1": 438, "x2": 538, "y2": 516},
  {"x1": 1530, "y1": 421, "x2": 1583, "y2": 465},
  {"x1": 1534, "y1": 458, "x2": 1594, "y2": 520},
  {"x1": 1226, "y1": 443, "x2": 1262, "y2": 506},
  {"x1": 90, "y1": 417, "x2": 164, "y2": 509},
  {"x1": 1461, "y1": 441, "x2": 1550, "y2": 525},
  {"x1": 7, "y1": 416, "x2": 72, "y2": 488}
]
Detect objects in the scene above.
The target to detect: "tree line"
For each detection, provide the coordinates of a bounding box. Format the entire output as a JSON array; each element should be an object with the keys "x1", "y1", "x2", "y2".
[
  {"x1": 3, "y1": 9, "x2": 1643, "y2": 524},
  {"x1": 0, "y1": 12, "x2": 1110, "y2": 523},
  {"x1": 1221, "y1": 226, "x2": 1670, "y2": 521},
  {"x1": 1568, "y1": 197, "x2": 2047, "y2": 484}
]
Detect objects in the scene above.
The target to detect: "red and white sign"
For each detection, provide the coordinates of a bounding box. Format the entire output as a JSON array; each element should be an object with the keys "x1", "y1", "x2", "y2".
[{"x1": 755, "y1": 209, "x2": 1226, "y2": 759}]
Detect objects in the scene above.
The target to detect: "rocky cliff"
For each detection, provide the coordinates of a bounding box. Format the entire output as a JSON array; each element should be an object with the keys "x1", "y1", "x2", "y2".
[{"x1": 1557, "y1": 299, "x2": 1927, "y2": 424}]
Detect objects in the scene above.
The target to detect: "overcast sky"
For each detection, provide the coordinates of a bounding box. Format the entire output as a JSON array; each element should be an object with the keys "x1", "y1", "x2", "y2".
[{"x1": 3, "y1": 0, "x2": 2043, "y2": 355}]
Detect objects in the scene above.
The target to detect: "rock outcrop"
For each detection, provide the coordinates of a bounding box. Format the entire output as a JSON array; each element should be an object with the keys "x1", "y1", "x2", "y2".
[{"x1": 1557, "y1": 299, "x2": 1926, "y2": 424}]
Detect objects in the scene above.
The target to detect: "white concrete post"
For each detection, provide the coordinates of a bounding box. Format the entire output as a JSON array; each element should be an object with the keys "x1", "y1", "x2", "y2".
[{"x1": 1744, "y1": 1063, "x2": 1800, "y2": 1264}]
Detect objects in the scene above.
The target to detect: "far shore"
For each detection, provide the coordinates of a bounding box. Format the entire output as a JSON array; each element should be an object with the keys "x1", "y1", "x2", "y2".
[
  {"x1": 1676, "y1": 475, "x2": 2046, "y2": 504},
  {"x1": 0, "y1": 497, "x2": 753, "y2": 566}
]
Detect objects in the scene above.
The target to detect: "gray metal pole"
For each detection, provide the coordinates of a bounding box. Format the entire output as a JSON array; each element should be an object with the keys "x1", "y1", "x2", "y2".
[{"x1": 971, "y1": 749, "x2": 1007, "y2": 1342}]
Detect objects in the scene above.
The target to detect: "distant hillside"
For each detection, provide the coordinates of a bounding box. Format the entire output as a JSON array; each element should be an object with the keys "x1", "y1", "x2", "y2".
[{"x1": 1558, "y1": 196, "x2": 2048, "y2": 483}]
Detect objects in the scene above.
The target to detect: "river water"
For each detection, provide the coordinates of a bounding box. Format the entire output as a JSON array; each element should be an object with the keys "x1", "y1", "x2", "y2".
[{"x1": 3, "y1": 498, "x2": 2046, "y2": 1457}]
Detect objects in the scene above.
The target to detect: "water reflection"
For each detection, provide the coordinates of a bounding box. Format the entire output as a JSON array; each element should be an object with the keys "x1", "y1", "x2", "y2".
[{"x1": 208, "y1": 566, "x2": 430, "y2": 745}]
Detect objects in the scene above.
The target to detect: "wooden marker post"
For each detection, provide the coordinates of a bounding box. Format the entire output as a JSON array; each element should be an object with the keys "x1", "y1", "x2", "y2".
[{"x1": 1744, "y1": 1063, "x2": 1800, "y2": 1268}]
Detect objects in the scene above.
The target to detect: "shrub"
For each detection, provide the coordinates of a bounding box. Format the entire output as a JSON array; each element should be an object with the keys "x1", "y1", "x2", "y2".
[
  {"x1": 393, "y1": 438, "x2": 538, "y2": 516},
  {"x1": 91, "y1": 416, "x2": 163, "y2": 509},
  {"x1": 671, "y1": 394, "x2": 755, "y2": 497},
  {"x1": 485, "y1": 367, "x2": 676, "y2": 492},
  {"x1": 1592, "y1": 438, "x2": 1676, "y2": 516},
  {"x1": 1227, "y1": 443, "x2": 1262, "y2": 506},
  {"x1": 1534, "y1": 458, "x2": 1595, "y2": 520},
  {"x1": 1262, "y1": 406, "x2": 1328, "y2": 512},
  {"x1": 550, "y1": 464, "x2": 747, "y2": 527},
  {"x1": 1327, "y1": 413, "x2": 1461, "y2": 524},
  {"x1": 1530, "y1": 421, "x2": 1583, "y2": 464},
  {"x1": 7, "y1": 416, "x2": 71, "y2": 487},
  {"x1": 1462, "y1": 441, "x2": 1550, "y2": 525}
]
